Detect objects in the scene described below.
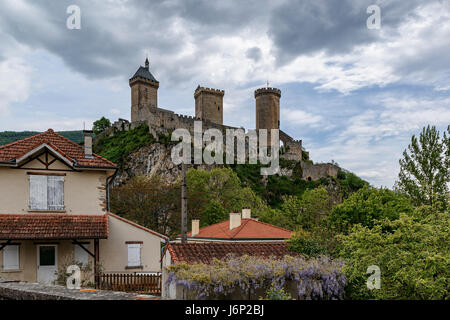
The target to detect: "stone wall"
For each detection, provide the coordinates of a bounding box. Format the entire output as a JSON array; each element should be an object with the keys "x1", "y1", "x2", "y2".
[
  {"x1": 302, "y1": 162, "x2": 340, "y2": 181},
  {"x1": 0, "y1": 278, "x2": 153, "y2": 300}
]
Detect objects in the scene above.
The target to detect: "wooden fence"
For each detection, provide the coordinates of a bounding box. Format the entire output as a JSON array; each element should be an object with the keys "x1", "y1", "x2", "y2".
[{"x1": 99, "y1": 273, "x2": 162, "y2": 295}]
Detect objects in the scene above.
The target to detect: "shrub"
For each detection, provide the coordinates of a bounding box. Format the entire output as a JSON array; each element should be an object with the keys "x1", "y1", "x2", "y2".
[
  {"x1": 166, "y1": 254, "x2": 346, "y2": 300},
  {"x1": 337, "y1": 211, "x2": 449, "y2": 300},
  {"x1": 287, "y1": 231, "x2": 327, "y2": 257},
  {"x1": 329, "y1": 186, "x2": 414, "y2": 231},
  {"x1": 264, "y1": 284, "x2": 292, "y2": 300},
  {"x1": 93, "y1": 124, "x2": 155, "y2": 168}
]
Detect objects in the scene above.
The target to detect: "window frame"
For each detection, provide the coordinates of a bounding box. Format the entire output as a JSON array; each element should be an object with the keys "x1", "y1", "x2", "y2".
[
  {"x1": 28, "y1": 174, "x2": 65, "y2": 211},
  {"x1": 126, "y1": 243, "x2": 142, "y2": 268},
  {"x1": 2, "y1": 244, "x2": 20, "y2": 271}
]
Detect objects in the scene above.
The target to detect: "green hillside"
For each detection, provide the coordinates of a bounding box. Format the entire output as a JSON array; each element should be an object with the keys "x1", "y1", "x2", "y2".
[{"x1": 0, "y1": 130, "x2": 84, "y2": 145}]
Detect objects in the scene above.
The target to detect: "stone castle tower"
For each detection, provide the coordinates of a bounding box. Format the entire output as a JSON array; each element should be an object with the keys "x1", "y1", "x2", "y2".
[
  {"x1": 194, "y1": 86, "x2": 224, "y2": 125},
  {"x1": 255, "y1": 87, "x2": 281, "y2": 146},
  {"x1": 130, "y1": 58, "x2": 159, "y2": 123}
]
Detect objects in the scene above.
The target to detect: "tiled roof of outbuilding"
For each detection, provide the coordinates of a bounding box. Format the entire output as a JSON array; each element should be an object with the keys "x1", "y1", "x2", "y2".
[
  {"x1": 167, "y1": 242, "x2": 294, "y2": 264},
  {"x1": 0, "y1": 214, "x2": 109, "y2": 240},
  {"x1": 187, "y1": 219, "x2": 293, "y2": 240}
]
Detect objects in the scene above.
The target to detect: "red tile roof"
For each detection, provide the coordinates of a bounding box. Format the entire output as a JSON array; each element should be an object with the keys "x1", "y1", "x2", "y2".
[
  {"x1": 167, "y1": 242, "x2": 294, "y2": 264},
  {"x1": 0, "y1": 129, "x2": 117, "y2": 169},
  {"x1": 187, "y1": 219, "x2": 293, "y2": 240},
  {"x1": 107, "y1": 212, "x2": 169, "y2": 240},
  {"x1": 0, "y1": 214, "x2": 108, "y2": 240}
]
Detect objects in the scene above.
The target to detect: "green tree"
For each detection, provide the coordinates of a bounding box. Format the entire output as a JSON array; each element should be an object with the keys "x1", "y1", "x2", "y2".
[
  {"x1": 396, "y1": 125, "x2": 449, "y2": 210},
  {"x1": 337, "y1": 210, "x2": 449, "y2": 300},
  {"x1": 93, "y1": 117, "x2": 111, "y2": 135},
  {"x1": 186, "y1": 167, "x2": 273, "y2": 225},
  {"x1": 329, "y1": 186, "x2": 414, "y2": 231},
  {"x1": 200, "y1": 200, "x2": 227, "y2": 226},
  {"x1": 280, "y1": 187, "x2": 332, "y2": 231},
  {"x1": 110, "y1": 175, "x2": 181, "y2": 238}
]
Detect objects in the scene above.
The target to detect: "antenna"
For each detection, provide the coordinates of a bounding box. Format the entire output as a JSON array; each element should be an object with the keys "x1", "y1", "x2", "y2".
[
  {"x1": 266, "y1": 80, "x2": 269, "y2": 88},
  {"x1": 83, "y1": 121, "x2": 85, "y2": 131}
]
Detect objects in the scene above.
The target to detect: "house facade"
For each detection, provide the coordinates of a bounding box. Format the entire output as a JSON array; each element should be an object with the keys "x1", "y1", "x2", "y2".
[{"x1": 0, "y1": 129, "x2": 167, "y2": 285}]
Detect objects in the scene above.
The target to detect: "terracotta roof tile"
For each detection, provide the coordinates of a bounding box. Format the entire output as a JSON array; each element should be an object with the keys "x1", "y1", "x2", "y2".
[
  {"x1": 0, "y1": 129, "x2": 117, "y2": 168},
  {"x1": 167, "y1": 242, "x2": 295, "y2": 264},
  {"x1": 0, "y1": 214, "x2": 108, "y2": 240},
  {"x1": 187, "y1": 219, "x2": 293, "y2": 240}
]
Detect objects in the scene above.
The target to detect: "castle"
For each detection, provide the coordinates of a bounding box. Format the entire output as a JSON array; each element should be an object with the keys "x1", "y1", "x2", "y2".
[{"x1": 104, "y1": 59, "x2": 339, "y2": 181}]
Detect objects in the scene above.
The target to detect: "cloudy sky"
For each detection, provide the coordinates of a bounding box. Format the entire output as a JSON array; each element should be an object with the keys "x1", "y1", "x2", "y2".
[{"x1": 0, "y1": 0, "x2": 449, "y2": 187}]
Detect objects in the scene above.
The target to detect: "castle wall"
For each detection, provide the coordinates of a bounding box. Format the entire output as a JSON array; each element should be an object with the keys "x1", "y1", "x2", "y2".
[{"x1": 302, "y1": 162, "x2": 339, "y2": 181}]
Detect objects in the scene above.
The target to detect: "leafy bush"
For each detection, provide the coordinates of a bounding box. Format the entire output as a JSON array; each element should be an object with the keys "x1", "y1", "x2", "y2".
[
  {"x1": 264, "y1": 284, "x2": 292, "y2": 300},
  {"x1": 166, "y1": 254, "x2": 346, "y2": 300},
  {"x1": 287, "y1": 231, "x2": 327, "y2": 257},
  {"x1": 337, "y1": 170, "x2": 369, "y2": 198},
  {"x1": 329, "y1": 186, "x2": 414, "y2": 231},
  {"x1": 337, "y1": 211, "x2": 449, "y2": 300}
]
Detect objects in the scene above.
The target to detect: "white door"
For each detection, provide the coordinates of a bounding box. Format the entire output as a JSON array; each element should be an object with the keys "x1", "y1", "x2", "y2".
[{"x1": 37, "y1": 245, "x2": 57, "y2": 284}]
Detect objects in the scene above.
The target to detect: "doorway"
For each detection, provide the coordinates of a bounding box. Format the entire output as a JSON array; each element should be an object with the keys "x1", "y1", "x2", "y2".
[{"x1": 37, "y1": 245, "x2": 58, "y2": 284}]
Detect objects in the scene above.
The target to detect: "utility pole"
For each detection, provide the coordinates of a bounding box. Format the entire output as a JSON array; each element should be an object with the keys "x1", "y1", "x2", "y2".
[{"x1": 181, "y1": 162, "x2": 187, "y2": 243}]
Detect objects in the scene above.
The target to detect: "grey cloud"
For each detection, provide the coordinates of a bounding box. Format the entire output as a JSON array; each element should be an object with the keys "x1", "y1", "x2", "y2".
[
  {"x1": 246, "y1": 47, "x2": 262, "y2": 62},
  {"x1": 267, "y1": 0, "x2": 431, "y2": 65},
  {"x1": 0, "y1": 0, "x2": 446, "y2": 88}
]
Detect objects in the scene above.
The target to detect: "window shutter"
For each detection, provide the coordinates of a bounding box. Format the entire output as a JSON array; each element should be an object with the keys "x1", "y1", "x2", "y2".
[
  {"x1": 29, "y1": 175, "x2": 47, "y2": 210},
  {"x1": 74, "y1": 245, "x2": 89, "y2": 266},
  {"x1": 47, "y1": 176, "x2": 64, "y2": 210},
  {"x1": 127, "y1": 244, "x2": 141, "y2": 267},
  {"x1": 3, "y1": 245, "x2": 19, "y2": 270}
]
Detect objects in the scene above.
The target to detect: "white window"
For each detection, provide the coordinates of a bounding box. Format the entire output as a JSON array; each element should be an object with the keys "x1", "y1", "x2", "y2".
[
  {"x1": 3, "y1": 245, "x2": 19, "y2": 270},
  {"x1": 74, "y1": 244, "x2": 89, "y2": 266},
  {"x1": 29, "y1": 175, "x2": 64, "y2": 210},
  {"x1": 127, "y1": 244, "x2": 142, "y2": 267}
]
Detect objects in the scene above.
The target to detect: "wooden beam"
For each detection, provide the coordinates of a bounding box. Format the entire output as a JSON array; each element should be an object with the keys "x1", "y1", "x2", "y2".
[
  {"x1": 0, "y1": 240, "x2": 12, "y2": 252},
  {"x1": 72, "y1": 239, "x2": 95, "y2": 258},
  {"x1": 94, "y1": 239, "x2": 100, "y2": 288}
]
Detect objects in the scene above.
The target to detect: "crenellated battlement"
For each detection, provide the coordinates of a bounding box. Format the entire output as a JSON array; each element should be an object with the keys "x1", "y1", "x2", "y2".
[
  {"x1": 254, "y1": 87, "x2": 281, "y2": 98},
  {"x1": 194, "y1": 86, "x2": 225, "y2": 98}
]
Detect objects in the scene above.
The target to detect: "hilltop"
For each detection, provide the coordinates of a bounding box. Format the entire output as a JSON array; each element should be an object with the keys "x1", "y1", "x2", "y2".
[{"x1": 0, "y1": 131, "x2": 84, "y2": 145}]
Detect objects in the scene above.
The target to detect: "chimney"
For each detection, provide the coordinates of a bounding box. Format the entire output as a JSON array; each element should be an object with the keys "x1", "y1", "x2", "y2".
[
  {"x1": 83, "y1": 130, "x2": 93, "y2": 159},
  {"x1": 229, "y1": 211, "x2": 241, "y2": 230},
  {"x1": 191, "y1": 218, "x2": 200, "y2": 237},
  {"x1": 242, "y1": 207, "x2": 251, "y2": 219}
]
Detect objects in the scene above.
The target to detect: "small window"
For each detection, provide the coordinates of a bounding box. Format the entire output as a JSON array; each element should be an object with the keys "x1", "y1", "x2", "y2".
[
  {"x1": 29, "y1": 175, "x2": 64, "y2": 210},
  {"x1": 3, "y1": 245, "x2": 19, "y2": 270},
  {"x1": 127, "y1": 244, "x2": 141, "y2": 267}
]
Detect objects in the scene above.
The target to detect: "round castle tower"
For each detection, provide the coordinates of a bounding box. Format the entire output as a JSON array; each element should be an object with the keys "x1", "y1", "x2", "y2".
[{"x1": 255, "y1": 87, "x2": 281, "y2": 146}]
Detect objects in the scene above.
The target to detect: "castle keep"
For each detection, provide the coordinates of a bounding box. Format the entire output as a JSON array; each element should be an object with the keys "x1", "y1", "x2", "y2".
[{"x1": 106, "y1": 59, "x2": 339, "y2": 181}]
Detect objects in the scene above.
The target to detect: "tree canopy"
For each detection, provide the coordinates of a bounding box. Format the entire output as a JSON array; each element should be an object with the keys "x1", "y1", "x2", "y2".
[{"x1": 396, "y1": 125, "x2": 449, "y2": 210}]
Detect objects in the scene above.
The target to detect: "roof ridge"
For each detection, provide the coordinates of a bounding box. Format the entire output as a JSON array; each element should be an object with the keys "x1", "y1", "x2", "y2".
[
  {"x1": 49, "y1": 129, "x2": 116, "y2": 167},
  {"x1": 244, "y1": 218, "x2": 293, "y2": 233},
  {"x1": 230, "y1": 219, "x2": 251, "y2": 239},
  {"x1": 0, "y1": 130, "x2": 48, "y2": 151}
]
